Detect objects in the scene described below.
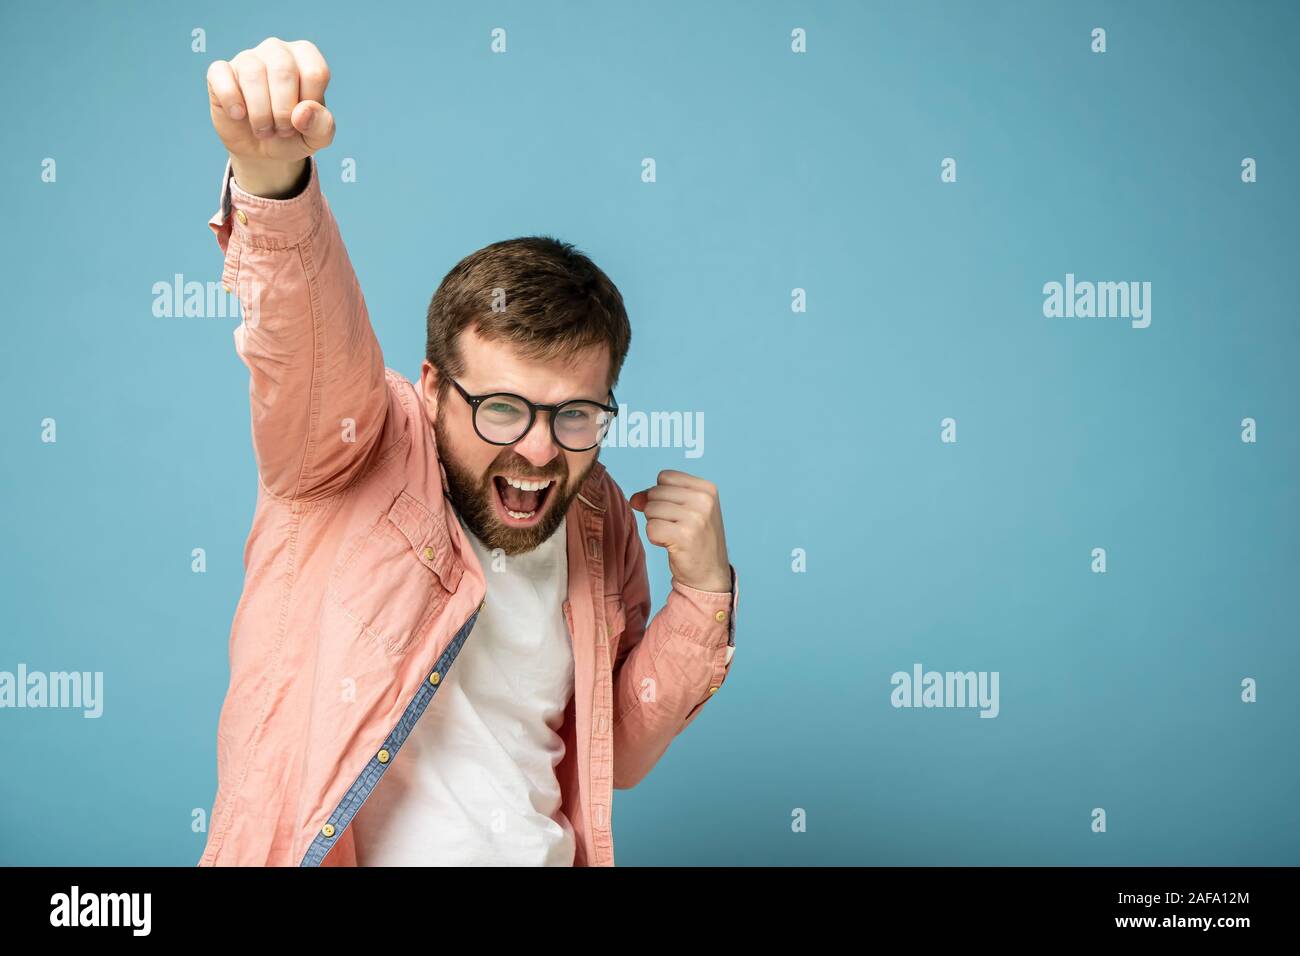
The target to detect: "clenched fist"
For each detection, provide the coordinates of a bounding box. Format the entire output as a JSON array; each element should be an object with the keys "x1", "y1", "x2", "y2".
[
  {"x1": 629, "y1": 470, "x2": 733, "y2": 594},
  {"x1": 206, "y1": 37, "x2": 336, "y2": 197}
]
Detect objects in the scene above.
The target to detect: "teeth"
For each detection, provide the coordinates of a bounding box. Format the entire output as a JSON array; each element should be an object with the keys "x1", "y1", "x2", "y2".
[
  {"x1": 502, "y1": 476, "x2": 552, "y2": 492},
  {"x1": 506, "y1": 508, "x2": 536, "y2": 519}
]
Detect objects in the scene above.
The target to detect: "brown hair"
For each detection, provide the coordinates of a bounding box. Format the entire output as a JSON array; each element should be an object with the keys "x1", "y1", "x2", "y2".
[{"x1": 426, "y1": 236, "x2": 631, "y2": 403}]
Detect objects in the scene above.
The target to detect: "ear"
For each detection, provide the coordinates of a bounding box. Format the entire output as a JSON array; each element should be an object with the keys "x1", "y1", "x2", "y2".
[{"x1": 419, "y1": 360, "x2": 441, "y2": 424}]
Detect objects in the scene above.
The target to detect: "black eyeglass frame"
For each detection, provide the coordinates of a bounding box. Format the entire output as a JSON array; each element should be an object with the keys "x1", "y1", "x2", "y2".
[{"x1": 442, "y1": 374, "x2": 619, "y2": 452}]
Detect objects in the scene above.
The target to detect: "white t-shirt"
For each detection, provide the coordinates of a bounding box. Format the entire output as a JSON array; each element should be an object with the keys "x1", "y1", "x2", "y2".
[{"x1": 350, "y1": 512, "x2": 576, "y2": 866}]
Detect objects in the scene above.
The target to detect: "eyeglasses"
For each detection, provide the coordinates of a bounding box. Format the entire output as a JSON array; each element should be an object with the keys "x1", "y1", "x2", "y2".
[{"x1": 442, "y1": 374, "x2": 619, "y2": 452}]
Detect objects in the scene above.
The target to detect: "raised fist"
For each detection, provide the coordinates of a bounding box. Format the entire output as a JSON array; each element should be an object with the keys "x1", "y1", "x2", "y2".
[{"x1": 206, "y1": 37, "x2": 336, "y2": 167}]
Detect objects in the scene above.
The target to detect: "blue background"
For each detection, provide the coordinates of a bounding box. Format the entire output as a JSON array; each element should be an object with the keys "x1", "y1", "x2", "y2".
[{"x1": 1, "y1": 0, "x2": 1296, "y2": 865}]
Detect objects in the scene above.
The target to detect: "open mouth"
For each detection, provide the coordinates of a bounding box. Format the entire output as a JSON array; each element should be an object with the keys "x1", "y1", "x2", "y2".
[{"x1": 491, "y1": 474, "x2": 557, "y2": 527}]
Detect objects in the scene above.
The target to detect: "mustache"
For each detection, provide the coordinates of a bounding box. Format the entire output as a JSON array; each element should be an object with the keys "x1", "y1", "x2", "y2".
[{"x1": 487, "y1": 463, "x2": 566, "y2": 482}]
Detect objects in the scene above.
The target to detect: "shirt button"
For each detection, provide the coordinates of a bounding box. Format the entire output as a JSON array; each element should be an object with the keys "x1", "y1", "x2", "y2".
[
  {"x1": 321, "y1": 823, "x2": 336, "y2": 838},
  {"x1": 714, "y1": 610, "x2": 728, "y2": 623},
  {"x1": 235, "y1": 209, "x2": 248, "y2": 225},
  {"x1": 377, "y1": 749, "x2": 390, "y2": 763},
  {"x1": 428, "y1": 671, "x2": 441, "y2": 685},
  {"x1": 708, "y1": 686, "x2": 719, "y2": 695},
  {"x1": 422, "y1": 546, "x2": 435, "y2": 560}
]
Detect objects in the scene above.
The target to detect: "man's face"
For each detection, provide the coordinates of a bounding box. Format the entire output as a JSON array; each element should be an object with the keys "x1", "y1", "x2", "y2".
[{"x1": 420, "y1": 326, "x2": 611, "y2": 557}]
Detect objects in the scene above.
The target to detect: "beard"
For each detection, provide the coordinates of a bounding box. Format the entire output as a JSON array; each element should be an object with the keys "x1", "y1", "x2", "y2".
[{"x1": 434, "y1": 403, "x2": 595, "y2": 557}]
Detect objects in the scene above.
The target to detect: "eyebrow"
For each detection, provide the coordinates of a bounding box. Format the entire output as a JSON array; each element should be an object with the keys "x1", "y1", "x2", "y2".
[{"x1": 479, "y1": 385, "x2": 610, "y2": 405}]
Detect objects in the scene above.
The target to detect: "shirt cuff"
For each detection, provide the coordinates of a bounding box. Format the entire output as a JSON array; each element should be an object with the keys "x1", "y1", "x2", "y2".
[
  {"x1": 668, "y1": 563, "x2": 737, "y2": 661},
  {"x1": 207, "y1": 155, "x2": 323, "y2": 252}
]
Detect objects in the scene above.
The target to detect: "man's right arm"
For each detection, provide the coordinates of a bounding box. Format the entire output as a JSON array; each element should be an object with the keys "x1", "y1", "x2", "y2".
[{"x1": 206, "y1": 37, "x2": 388, "y2": 501}]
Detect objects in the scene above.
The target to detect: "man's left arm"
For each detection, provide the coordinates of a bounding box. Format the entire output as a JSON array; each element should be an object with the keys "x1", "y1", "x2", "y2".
[{"x1": 611, "y1": 470, "x2": 739, "y2": 790}]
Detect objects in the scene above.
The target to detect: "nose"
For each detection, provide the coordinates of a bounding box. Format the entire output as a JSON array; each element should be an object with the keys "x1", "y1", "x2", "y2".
[{"x1": 511, "y1": 411, "x2": 562, "y2": 470}]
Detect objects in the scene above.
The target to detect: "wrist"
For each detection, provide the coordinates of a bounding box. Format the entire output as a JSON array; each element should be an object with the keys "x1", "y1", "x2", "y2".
[
  {"x1": 675, "y1": 572, "x2": 732, "y2": 594},
  {"x1": 229, "y1": 155, "x2": 310, "y2": 199}
]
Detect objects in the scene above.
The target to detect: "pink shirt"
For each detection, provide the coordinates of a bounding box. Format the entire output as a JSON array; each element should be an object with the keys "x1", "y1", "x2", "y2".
[{"x1": 196, "y1": 156, "x2": 738, "y2": 867}]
